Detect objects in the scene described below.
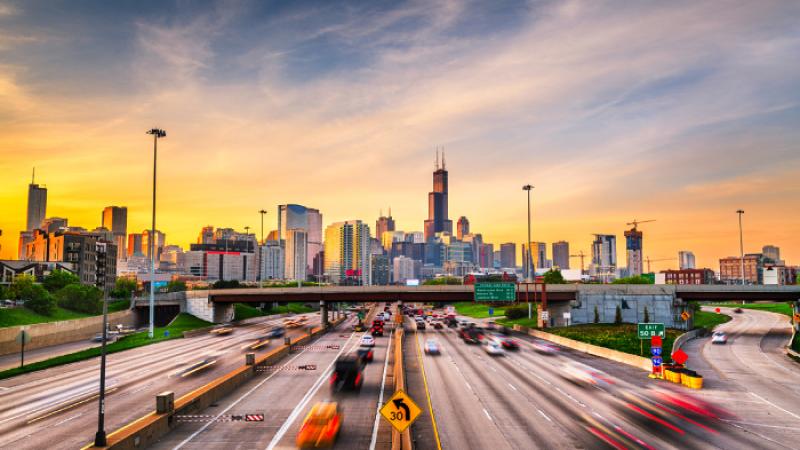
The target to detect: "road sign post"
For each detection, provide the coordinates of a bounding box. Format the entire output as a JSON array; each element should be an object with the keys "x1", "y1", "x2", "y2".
[
  {"x1": 488, "y1": 307, "x2": 494, "y2": 317},
  {"x1": 380, "y1": 389, "x2": 422, "y2": 433},
  {"x1": 637, "y1": 323, "x2": 665, "y2": 339},
  {"x1": 650, "y1": 335, "x2": 663, "y2": 378},
  {"x1": 473, "y1": 282, "x2": 516, "y2": 302},
  {"x1": 16, "y1": 330, "x2": 31, "y2": 368}
]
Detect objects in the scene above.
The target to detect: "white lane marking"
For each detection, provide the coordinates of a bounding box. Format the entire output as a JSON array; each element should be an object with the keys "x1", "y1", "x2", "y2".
[
  {"x1": 369, "y1": 329, "x2": 394, "y2": 450},
  {"x1": 489, "y1": 366, "x2": 497, "y2": 373},
  {"x1": 722, "y1": 419, "x2": 800, "y2": 430},
  {"x1": 725, "y1": 420, "x2": 794, "y2": 449},
  {"x1": 265, "y1": 328, "x2": 361, "y2": 450},
  {"x1": 537, "y1": 409, "x2": 552, "y2": 422},
  {"x1": 172, "y1": 331, "x2": 354, "y2": 450},
  {"x1": 507, "y1": 383, "x2": 518, "y2": 392},
  {"x1": 54, "y1": 413, "x2": 82, "y2": 426},
  {"x1": 749, "y1": 392, "x2": 800, "y2": 421},
  {"x1": 483, "y1": 408, "x2": 493, "y2": 422},
  {"x1": 464, "y1": 381, "x2": 473, "y2": 392}
]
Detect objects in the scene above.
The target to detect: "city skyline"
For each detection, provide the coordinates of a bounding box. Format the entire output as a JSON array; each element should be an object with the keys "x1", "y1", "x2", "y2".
[{"x1": 1, "y1": 1, "x2": 799, "y2": 269}]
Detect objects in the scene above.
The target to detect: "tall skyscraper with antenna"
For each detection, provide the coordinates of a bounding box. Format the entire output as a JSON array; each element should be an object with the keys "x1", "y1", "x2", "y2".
[
  {"x1": 424, "y1": 148, "x2": 453, "y2": 241},
  {"x1": 26, "y1": 168, "x2": 47, "y2": 231}
]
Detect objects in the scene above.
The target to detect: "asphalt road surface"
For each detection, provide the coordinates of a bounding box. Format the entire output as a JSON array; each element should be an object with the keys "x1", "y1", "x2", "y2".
[{"x1": 0, "y1": 312, "x2": 320, "y2": 450}]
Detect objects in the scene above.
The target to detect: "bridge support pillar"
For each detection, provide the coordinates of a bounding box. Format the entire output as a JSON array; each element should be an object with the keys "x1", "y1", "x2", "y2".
[{"x1": 320, "y1": 301, "x2": 329, "y2": 328}]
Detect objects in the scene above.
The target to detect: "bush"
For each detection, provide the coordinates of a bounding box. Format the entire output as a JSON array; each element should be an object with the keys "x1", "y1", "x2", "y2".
[
  {"x1": 504, "y1": 306, "x2": 527, "y2": 320},
  {"x1": 23, "y1": 285, "x2": 57, "y2": 316},
  {"x1": 644, "y1": 306, "x2": 650, "y2": 323},
  {"x1": 111, "y1": 278, "x2": 137, "y2": 299},
  {"x1": 57, "y1": 284, "x2": 104, "y2": 314},
  {"x1": 612, "y1": 275, "x2": 653, "y2": 284},
  {"x1": 212, "y1": 280, "x2": 241, "y2": 289},
  {"x1": 614, "y1": 305, "x2": 622, "y2": 324},
  {"x1": 42, "y1": 270, "x2": 80, "y2": 292},
  {"x1": 167, "y1": 280, "x2": 187, "y2": 292},
  {"x1": 594, "y1": 305, "x2": 600, "y2": 323},
  {"x1": 543, "y1": 269, "x2": 566, "y2": 284}
]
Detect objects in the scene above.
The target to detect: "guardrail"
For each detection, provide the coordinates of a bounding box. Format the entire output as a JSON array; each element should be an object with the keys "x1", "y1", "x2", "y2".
[
  {"x1": 82, "y1": 316, "x2": 346, "y2": 450},
  {"x1": 391, "y1": 326, "x2": 413, "y2": 450}
]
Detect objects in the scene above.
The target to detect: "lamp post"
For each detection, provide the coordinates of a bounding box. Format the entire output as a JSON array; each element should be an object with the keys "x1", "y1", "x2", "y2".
[
  {"x1": 146, "y1": 128, "x2": 166, "y2": 339},
  {"x1": 259, "y1": 210, "x2": 267, "y2": 288},
  {"x1": 93, "y1": 296, "x2": 109, "y2": 446},
  {"x1": 737, "y1": 209, "x2": 745, "y2": 285},
  {"x1": 522, "y1": 184, "x2": 533, "y2": 320}
]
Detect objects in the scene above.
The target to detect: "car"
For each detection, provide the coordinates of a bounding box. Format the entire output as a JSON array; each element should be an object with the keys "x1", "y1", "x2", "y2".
[
  {"x1": 432, "y1": 321, "x2": 444, "y2": 330},
  {"x1": 357, "y1": 347, "x2": 374, "y2": 363},
  {"x1": 360, "y1": 335, "x2": 376, "y2": 347},
  {"x1": 459, "y1": 327, "x2": 483, "y2": 344},
  {"x1": 711, "y1": 331, "x2": 728, "y2": 344},
  {"x1": 446, "y1": 318, "x2": 458, "y2": 328},
  {"x1": 91, "y1": 332, "x2": 117, "y2": 343},
  {"x1": 353, "y1": 322, "x2": 366, "y2": 332},
  {"x1": 482, "y1": 338, "x2": 505, "y2": 356},
  {"x1": 415, "y1": 319, "x2": 426, "y2": 330},
  {"x1": 424, "y1": 339, "x2": 440, "y2": 355},
  {"x1": 559, "y1": 360, "x2": 612, "y2": 387},
  {"x1": 331, "y1": 355, "x2": 365, "y2": 391},
  {"x1": 209, "y1": 327, "x2": 233, "y2": 336},
  {"x1": 246, "y1": 337, "x2": 271, "y2": 351},
  {"x1": 495, "y1": 335, "x2": 520, "y2": 351},
  {"x1": 266, "y1": 326, "x2": 286, "y2": 339},
  {"x1": 531, "y1": 339, "x2": 558, "y2": 355},
  {"x1": 734, "y1": 308, "x2": 743, "y2": 314},
  {"x1": 458, "y1": 319, "x2": 469, "y2": 328},
  {"x1": 296, "y1": 401, "x2": 342, "y2": 448},
  {"x1": 486, "y1": 321, "x2": 497, "y2": 330}
]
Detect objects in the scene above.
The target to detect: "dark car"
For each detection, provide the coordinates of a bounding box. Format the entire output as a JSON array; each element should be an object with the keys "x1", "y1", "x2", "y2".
[
  {"x1": 416, "y1": 319, "x2": 426, "y2": 330},
  {"x1": 459, "y1": 326, "x2": 483, "y2": 344},
  {"x1": 734, "y1": 308, "x2": 743, "y2": 313},
  {"x1": 432, "y1": 321, "x2": 444, "y2": 330},
  {"x1": 371, "y1": 320, "x2": 385, "y2": 336},
  {"x1": 357, "y1": 347, "x2": 374, "y2": 363},
  {"x1": 331, "y1": 355, "x2": 365, "y2": 391},
  {"x1": 266, "y1": 326, "x2": 286, "y2": 338},
  {"x1": 496, "y1": 335, "x2": 520, "y2": 351}
]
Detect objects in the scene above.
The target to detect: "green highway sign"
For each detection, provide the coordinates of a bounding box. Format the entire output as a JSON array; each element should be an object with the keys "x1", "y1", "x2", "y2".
[
  {"x1": 474, "y1": 283, "x2": 516, "y2": 302},
  {"x1": 637, "y1": 323, "x2": 665, "y2": 339}
]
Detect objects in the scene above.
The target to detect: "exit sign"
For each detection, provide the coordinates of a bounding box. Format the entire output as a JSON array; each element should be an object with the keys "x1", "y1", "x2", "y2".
[
  {"x1": 473, "y1": 283, "x2": 516, "y2": 302},
  {"x1": 637, "y1": 323, "x2": 665, "y2": 339}
]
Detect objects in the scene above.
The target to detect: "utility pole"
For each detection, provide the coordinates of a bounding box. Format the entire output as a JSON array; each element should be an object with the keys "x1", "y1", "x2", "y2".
[
  {"x1": 93, "y1": 295, "x2": 109, "y2": 446},
  {"x1": 259, "y1": 209, "x2": 267, "y2": 288},
  {"x1": 146, "y1": 128, "x2": 166, "y2": 339},
  {"x1": 522, "y1": 184, "x2": 533, "y2": 320},
  {"x1": 737, "y1": 209, "x2": 745, "y2": 285}
]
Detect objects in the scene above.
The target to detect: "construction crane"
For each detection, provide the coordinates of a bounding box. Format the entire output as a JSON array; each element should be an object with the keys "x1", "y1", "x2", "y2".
[
  {"x1": 627, "y1": 219, "x2": 656, "y2": 230},
  {"x1": 570, "y1": 251, "x2": 588, "y2": 274},
  {"x1": 645, "y1": 256, "x2": 677, "y2": 273}
]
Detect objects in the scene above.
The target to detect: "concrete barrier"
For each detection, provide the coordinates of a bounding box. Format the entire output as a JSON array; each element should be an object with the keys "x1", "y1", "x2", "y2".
[
  {"x1": 82, "y1": 316, "x2": 347, "y2": 450},
  {"x1": 391, "y1": 326, "x2": 413, "y2": 450},
  {"x1": 671, "y1": 328, "x2": 706, "y2": 355},
  {"x1": 0, "y1": 310, "x2": 136, "y2": 356},
  {"x1": 513, "y1": 325, "x2": 652, "y2": 372}
]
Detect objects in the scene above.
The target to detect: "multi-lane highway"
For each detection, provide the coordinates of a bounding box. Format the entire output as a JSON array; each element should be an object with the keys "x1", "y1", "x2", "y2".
[{"x1": 0, "y1": 313, "x2": 321, "y2": 450}]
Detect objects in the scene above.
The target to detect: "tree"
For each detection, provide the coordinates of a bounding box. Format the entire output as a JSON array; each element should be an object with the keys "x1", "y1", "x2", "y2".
[
  {"x1": 594, "y1": 305, "x2": 600, "y2": 323},
  {"x1": 42, "y1": 269, "x2": 80, "y2": 292},
  {"x1": 12, "y1": 275, "x2": 56, "y2": 315},
  {"x1": 212, "y1": 280, "x2": 241, "y2": 289},
  {"x1": 543, "y1": 269, "x2": 566, "y2": 284},
  {"x1": 643, "y1": 306, "x2": 650, "y2": 323},
  {"x1": 166, "y1": 280, "x2": 187, "y2": 293},
  {"x1": 111, "y1": 277, "x2": 137, "y2": 299},
  {"x1": 422, "y1": 277, "x2": 462, "y2": 285},
  {"x1": 504, "y1": 306, "x2": 527, "y2": 320},
  {"x1": 614, "y1": 305, "x2": 623, "y2": 324},
  {"x1": 612, "y1": 275, "x2": 653, "y2": 284},
  {"x1": 57, "y1": 284, "x2": 104, "y2": 314}
]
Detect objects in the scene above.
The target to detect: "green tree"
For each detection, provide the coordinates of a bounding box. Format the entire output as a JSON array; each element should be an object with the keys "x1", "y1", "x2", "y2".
[
  {"x1": 543, "y1": 269, "x2": 566, "y2": 284},
  {"x1": 111, "y1": 278, "x2": 137, "y2": 299},
  {"x1": 643, "y1": 306, "x2": 650, "y2": 323},
  {"x1": 57, "y1": 284, "x2": 104, "y2": 314},
  {"x1": 12, "y1": 275, "x2": 56, "y2": 315},
  {"x1": 212, "y1": 279, "x2": 241, "y2": 289},
  {"x1": 504, "y1": 306, "x2": 527, "y2": 320},
  {"x1": 614, "y1": 305, "x2": 623, "y2": 324},
  {"x1": 594, "y1": 305, "x2": 600, "y2": 323},
  {"x1": 423, "y1": 277, "x2": 462, "y2": 285},
  {"x1": 166, "y1": 280, "x2": 187, "y2": 293},
  {"x1": 612, "y1": 275, "x2": 653, "y2": 284},
  {"x1": 42, "y1": 269, "x2": 80, "y2": 292}
]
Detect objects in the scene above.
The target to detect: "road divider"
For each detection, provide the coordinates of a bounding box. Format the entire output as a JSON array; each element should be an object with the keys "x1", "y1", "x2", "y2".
[{"x1": 390, "y1": 325, "x2": 413, "y2": 450}]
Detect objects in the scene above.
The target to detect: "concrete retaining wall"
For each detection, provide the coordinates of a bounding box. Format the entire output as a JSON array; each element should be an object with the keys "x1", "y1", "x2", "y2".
[
  {"x1": 671, "y1": 328, "x2": 706, "y2": 355},
  {"x1": 0, "y1": 310, "x2": 136, "y2": 356},
  {"x1": 513, "y1": 325, "x2": 652, "y2": 372}
]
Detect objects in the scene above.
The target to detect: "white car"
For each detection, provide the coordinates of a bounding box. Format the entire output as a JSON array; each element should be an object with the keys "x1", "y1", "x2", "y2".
[
  {"x1": 424, "y1": 339, "x2": 440, "y2": 355},
  {"x1": 711, "y1": 332, "x2": 728, "y2": 344},
  {"x1": 482, "y1": 338, "x2": 505, "y2": 356},
  {"x1": 360, "y1": 335, "x2": 375, "y2": 347}
]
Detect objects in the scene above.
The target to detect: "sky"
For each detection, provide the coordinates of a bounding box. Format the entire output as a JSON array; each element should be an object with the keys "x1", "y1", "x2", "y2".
[{"x1": 1, "y1": 0, "x2": 799, "y2": 270}]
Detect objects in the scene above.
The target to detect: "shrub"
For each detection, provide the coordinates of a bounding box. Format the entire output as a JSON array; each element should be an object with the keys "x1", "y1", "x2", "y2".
[
  {"x1": 614, "y1": 305, "x2": 622, "y2": 324},
  {"x1": 644, "y1": 306, "x2": 650, "y2": 323},
  {"x1": 543, "y1": 269, "x2": 566, "y2": 284},
  {"x1": 111, "y1": 278, "x2": 137, "y2": 299},
  {"x1": 212, "y1": 280, "x2": 241, "y2": 289},
  {"x1": 57, "y1": 284, "x2": 104, "y2": 314},
  {"x1": 43, "y1": 270, "x2": 81, "y2": 292},
  {"x1": 504, "y1": 306, "x2": 527, "y2": 320},
  {"x1": 167, "y1": 280, "x2": 187, "y2": 292},
  {"x1": 594, "y1": 305, "x2": 600, "y2": 323},
  {"x1": 23, "y1": 285, "x2": 57, "y2": 315}
]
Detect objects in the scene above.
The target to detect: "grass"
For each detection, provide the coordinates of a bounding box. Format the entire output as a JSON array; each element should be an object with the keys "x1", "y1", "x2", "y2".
[
  {"x1": 693, "y1": 310, "x2": 732, "y2": 330},
  {"x1": 234, "y1": 303, "x2": 267, "y2": 320},
  {"x1": 0, "y1": 300, "x2": 132, "y2": 328},
  {"x1": 496, "y1": 317, "x2": 539, "y2": 329},
  {"x1": 453, "y1": 302, "x2": 510, "y2": 318},
  {"x1": 0, "y1": 313, "x2": 211, "y2": 380},
  {"x1": 546, "y1": 323, "x2": 681, "y2": 360},
  {"x1": 711, "y1": 302, "x2": 794, "y2": 317},
  {"x1": 264, "y1": 303, "x2": 315, "y2": 314}
]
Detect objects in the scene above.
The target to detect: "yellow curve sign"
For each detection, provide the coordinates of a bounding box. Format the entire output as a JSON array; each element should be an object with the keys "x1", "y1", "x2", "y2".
[{"x1": 380, "y1": 389, "x2": 422, "y2": 433}]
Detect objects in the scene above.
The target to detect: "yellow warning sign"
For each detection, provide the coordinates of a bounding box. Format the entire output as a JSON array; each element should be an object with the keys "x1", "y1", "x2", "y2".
[
  {"x1": 379, "y1": 389, "x2": 422, "y2": 433},
  {"x1": 681, "y1": 311, "x2": 690, "y2": 321}
]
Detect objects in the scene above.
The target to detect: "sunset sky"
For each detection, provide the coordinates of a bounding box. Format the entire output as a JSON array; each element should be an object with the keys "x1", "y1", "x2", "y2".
[{"x1": 1, "y1": 0, "x2": 798, "y2": 269}]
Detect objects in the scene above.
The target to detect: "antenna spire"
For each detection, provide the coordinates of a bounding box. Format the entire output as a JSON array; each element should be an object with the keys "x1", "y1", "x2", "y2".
[
  {"x1": 388, "y1": 206, "x2": 391, "y2": 217},
  {"x1": 442, "y1": 147, "x2": 446, "y2": 170},
  {"x1": 435, "y1": 147, "x2": 439, "y2": 170},
  {"x1": 32, "y1": 167, "x2": 35, "y2": 184}
]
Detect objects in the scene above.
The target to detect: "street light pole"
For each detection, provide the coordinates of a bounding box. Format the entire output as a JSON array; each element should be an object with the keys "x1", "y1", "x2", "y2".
[
  {"x1": 259, "y1": 209, "x2": 267, "y2": 288},
  {"x1": 522, "y1": 184, "x2": 533, "y2": 320},
  {"x1": 737, "y1": 209, "x2": 745, "y2": 285},
  {"x1": 93, "y1": 295, "x2": 109, "y2": 446},
  {"x1": 146, "y1": 128, "x2": 166, "y2": 339}
]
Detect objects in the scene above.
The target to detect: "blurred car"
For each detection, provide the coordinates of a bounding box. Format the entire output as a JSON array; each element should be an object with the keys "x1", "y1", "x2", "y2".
[
  {"x1": 209, "y1": 326, "x2": 233, "y2": 336},
  {"x1": 711, "y1": 331, "x2": 728, "y2": 344},
  {"x1": 415, "y1": 319, "x2": 426, "y2": 330},
  {"x1": 486, "y1": 321, "x2": 497, "y2": 331},
  {"x1": 179, "y1": 357, "x2": 217, "y2": 377},
  {"x1": 424, "y1": 339, "x2": 441, "y2": 355},
  {"x1": 296, "y1": 401, "x2": 342, "y2": 448},
  {"x1": 734, "y1": 308, "x2": 743, "y2": 313},
  {"x1": 432, "y1": 321, "x2": 444, "y2": 330},
  {"x1": 353, "y1": 322, "x2": 366, "y2": 332},
  {"x1": 458, "y1": 319, "x2": 470, "y2": 328},
  {"x1": 495, "y1": 335, "x2": 520, "y2": 351},
  {"x1": 371, "y1": 320, "x2": 385, "y2": 336},
  {"x1": 559, "y1": 360, "x2": 613, "y2": 387},
  {"x1": 482, "y1": 338, "x2": 505, "y2": 356},
  {"x1": 357, "y1": 347, "x2": 374, "y2": 363},
  {"x1": 459, "y1": 326, "x2": 483, "y2": 344},
  {"x1": 360, "y1": 335, "x2": 376, "y2": 347},
  {"x1": 331, "y1": 355, "x2": 365, "y2": 391},
  {"x1": 246, "y1": 337, "x2": 271, "y2": 350},
  {"x1": 531, "y1": 339, "x2": 559, "y2": 355},
  {"x1": 266, "y1": 326, "x2": 286, "y2": 339},
  {"x1": 91, "y1": 332, "x2": 117, "y2": 343}
]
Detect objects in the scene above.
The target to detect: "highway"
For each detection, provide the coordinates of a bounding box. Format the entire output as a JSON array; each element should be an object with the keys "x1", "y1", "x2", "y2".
[
  {"x1": 681, "y1": 307, "x2": 800, "y2": 448},
  {"x1": 150, "y1": 304, "x2": 391, "y2": 450},
  {"x1": 405, "y1": 312, "x2": 786, "y2": 450},
  {"x1": 0, "y1": 312, "x2": 321, "y2": 450}
]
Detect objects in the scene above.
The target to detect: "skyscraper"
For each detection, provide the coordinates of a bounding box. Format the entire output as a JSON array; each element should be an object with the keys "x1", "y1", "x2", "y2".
[
  {"x1": 277, "y1": 204, "x2": 322, "y2": 276},
  {"x1": 26, "y1": 172, "x2": 47, "y2": 231},
  {"x1": 285, "y1": 229, "x2": 308, "y2": 281},
  {"x1": 102, "y1": 206, "x2": 128, "y2": 260},
  {"x1": 499, "y1": 243, "x2": 516, "y2": 268},
  {"x1": 456, "y1": 216, "x2": 469, "y2": 240},
  {"x1": 423, "y1": 150, "x2": 452, "y2": 241},
  {"x1": 678, "y1": 251, "x2": 696, "y2": 270},
  {"x1": 624, "y1": 226, "x2": 643, "y2": 276},
  {"x1": 529, "y1": 242, "x2": 547, "y2": 269},
  {"x1": 591, "y1": 234, "x2": 617, "y2": 278},
  {"x1": 552, "y1": 241, "x2": 570, "y2": 269},
  {"x1": 376, "y1": 209, "x2": 396, "y2": 241},
  {"x1": 324, "y1": 220, "x2": 371, "y2": 285},
  {"x1": 142, "y1": 229, "x2": 166, "y2": 260},
  {"x1": 128, "y1": 233, "x2": 144, "y2": 257}
]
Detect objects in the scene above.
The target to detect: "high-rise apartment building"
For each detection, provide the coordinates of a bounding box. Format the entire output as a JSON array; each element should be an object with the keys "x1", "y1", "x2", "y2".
[
  {"x1": 278, "y1": 204, "x2": 322, "y2": 276},
  {"x1": 128, "y1": 233, "x2": 144, "y2": 257},
  {"x1": 499, "y1": 243, "x2": 516, "y2": 269},
  {"x1": 259, "y1": 239, "x2": 285, "y2": 281},
  {"x1": 285, "y1": 228, "x2": 308, "y2": 282},
  {"x1": 376, "y1": 210, "x2": 396, "y2": 241},
  {"x1": 478, "y1": 243, "x2": 494, "y2": 268},
  {"x1": 198, "y1": 226, "x2": 215, "y2": 244},
  {"x1": 678, "y1": 251, "x2": 696, "y2": 270},
  {"x1": 552, "y1": 241, "x2": 569, "y2": 270},
  {"x1": 456, "y1": 216, "x2": 469, "y2": 240},
  {"x1": 102, "y1": 206, "x2": 128, "y2": 260},
  {"x1": 324, "y1": 220, "x2": 371, "y2": 285},
  {"x1": 591, "y1": 234, "x2": 617, "y2": 277},
  {"x1": 762, "y1": 245, "x2": 781, "y2": 264},
  {"x1": 393, "y1": 255, "x2": 418, "y2": 284},
  {"x1": 423, "y1": 151, "x2": 452, "y2": 241},
  {"x1": 624, "y1": 227, "x2": 643, "y2": 276},
  {"x1": 26, "y1": 176, "x2": 47, "y2": 232},
  {"x1": 371, "y1": 254, "x2": 390, "y2": 285},
  {"x1": 528, "y1": 242, "x2": 547, "y2": 269}
]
